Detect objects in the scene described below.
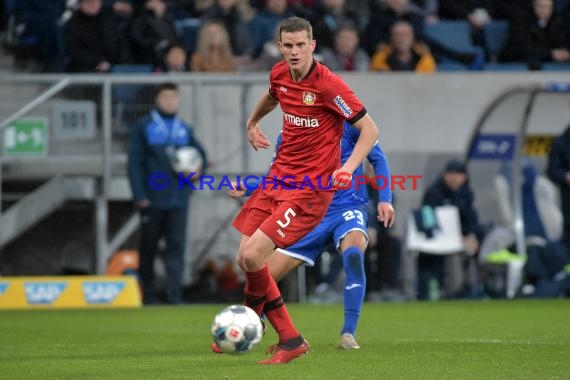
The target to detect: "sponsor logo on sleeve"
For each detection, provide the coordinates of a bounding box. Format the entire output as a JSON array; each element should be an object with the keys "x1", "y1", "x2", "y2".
[
  {"x1": 333, "y1": 95, "x2": 353, "y2": 117},
  {"x1": 24, "y1": 282, "x2": 67, "y2": 305},
  {"x1": 83, "y1": 282, "x2": 126, "y2": 304}
]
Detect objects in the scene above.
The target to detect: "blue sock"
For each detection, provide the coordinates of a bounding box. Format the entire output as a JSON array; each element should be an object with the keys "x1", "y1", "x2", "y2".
[{"x1": 341, "y1": 247, "x2": 366, "y2": 336}]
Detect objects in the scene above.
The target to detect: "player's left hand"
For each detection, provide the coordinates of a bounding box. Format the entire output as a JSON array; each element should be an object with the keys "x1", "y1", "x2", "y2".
[
  {"x1": 332, "y1": 169, "x2": 352, "y2": 189},
  {"x1": 377, "y1": 202, "x2": 395, "y2": 228},
  {"x1": 247, "y1": 123, "x2": 271, "y2": 151},
  {"x1": 228, "y1": 181, "x2": 246, "y2": 198}
]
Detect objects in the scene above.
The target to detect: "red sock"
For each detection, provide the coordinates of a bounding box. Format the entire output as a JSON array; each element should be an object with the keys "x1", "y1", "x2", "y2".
[
  {"x1": 243, "y1": 265, "x2": 270, "y2": 316},
  {"x1": 264, "y1": 276, "x2": 300, "y2": 343}
]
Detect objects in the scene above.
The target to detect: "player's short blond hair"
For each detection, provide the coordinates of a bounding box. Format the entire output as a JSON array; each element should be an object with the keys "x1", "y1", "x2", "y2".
[{"x1": 279, "y1": 17, "x2": 313, "y2": 41}]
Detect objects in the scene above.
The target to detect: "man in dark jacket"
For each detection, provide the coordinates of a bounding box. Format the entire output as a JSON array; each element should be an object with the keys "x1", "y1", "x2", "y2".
[
  {"x1": 129, "y1": 0, "x2": 180, "y2": 65},
  {"x1": 547, "y1": 126, "x2": 570, "y2": 246},
  {"x1": 499, "y1": 0, "x2": 569, "y2": 69},
  {"x1": 65, "y1": 0, "x2": 130, "y2": 72},
  {"x1": 128, "y1": 82, "x2": 207, "y2": 304},
  {"x1": 417, "y1": 160, "x2": 480, "y2": 299}
]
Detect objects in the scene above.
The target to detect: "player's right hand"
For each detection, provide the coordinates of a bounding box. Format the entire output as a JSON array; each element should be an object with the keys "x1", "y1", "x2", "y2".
[
  {"x1": 377, "y1": 202, "x2": 395, "y2": 228},
  {"x1": 228, "y1": 182, "x2": 246, "y2": 198},
  {"x1": 247, "y1": 123, "x2": 271, "y2": 151}
]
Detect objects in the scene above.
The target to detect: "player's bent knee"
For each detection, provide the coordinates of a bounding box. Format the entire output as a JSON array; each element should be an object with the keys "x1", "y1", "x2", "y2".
[
  {"x1": 341, "y1": 231, "x2": 367, "y2": 252},
  {"x1": 343, "y1": 247, "x2": 365, "y2": 278},
  {"x1": 240, "y1": 251, "x2": 265, "y2": 272},
  {"x1": 236, "y1": 254, "x2": 246, "y2": 272}
]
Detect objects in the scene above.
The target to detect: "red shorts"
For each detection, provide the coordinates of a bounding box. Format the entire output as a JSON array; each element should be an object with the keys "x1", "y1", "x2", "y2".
[{"x1": 232, "y1": 187, "x2": 333, "y2": 248}]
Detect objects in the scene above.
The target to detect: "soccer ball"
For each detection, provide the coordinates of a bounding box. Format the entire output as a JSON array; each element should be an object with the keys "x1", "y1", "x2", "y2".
[
  {"x1": 211, "y1": 305, "x2": 264, "y2": 354},
  {"x1": 171, "y1": 146, "x2": 203, "y2": 173}
]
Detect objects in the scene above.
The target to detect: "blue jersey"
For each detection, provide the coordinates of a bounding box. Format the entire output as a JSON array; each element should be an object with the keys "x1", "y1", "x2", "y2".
[
  {"x1": 245, "y1": 122, "x2": 392, "y2": 265},
  {"x1": 331, "y1": 122, "x2": 392, "y2": 211},
  {"x1": 276, "y1": 122, "x2": 392, "y2": 264},
  {"x1": 246, "y1": 122, "x2": 392, "y2": 209}
]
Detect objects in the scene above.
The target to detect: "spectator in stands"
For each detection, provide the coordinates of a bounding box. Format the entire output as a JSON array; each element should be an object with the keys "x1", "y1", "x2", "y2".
[
  {"x1": 309, "y1": 0, "x2": 360, "y2": 52},
  {"x1": 547, "y1": 125, "x2": 570, "y2": 246},
  {"x1": 489, "y1": 0, "x2": 531, "y2": 22},
  {"x1": 103, "y1": 0, "x2": 134, "y2": 22},
  {"x1": 438, "y1": 0, "x2": 492, "y2": 29},
  {"x1": 320, "y1": 23, "x2": 369, "y2": 71},
  {"x1": 409, "y1": 0, "x2": 439, "y2": 23},
  {"x1": 370, "y1": 21, "x2": 436, "y2": 72},
  {"x1": 128, "y1": 82, "x2": 207, "y2": 304},
  {"x1": 250, "y1": 0, "x2": 314, "y2": 17},
  {"x1": 364, "y1": 0, "x2": 424, "y2": 56},
  {"x1": 129, "y1": 0, "x2": 180, "y2": 66},
  {"x1": 190, "y1": 19, "x2": 236, "y2": 71},
  {"x1": 416, "y1": 160, "x2": 480, "y2": 300},
  {"x1": 438, "y1": 0, "x2": 494, "y2": 47},
  {"x1": 201, "y1": 0, "x2": 253, "y2": 64},
  {"x1": 243, "y1": 24, "x2": 282, "y2": 71},
  {"x1": 65, "y1": 0, "x2": 130, "y2": 72},
  {"x1": 13, "y1": 0, "x2": 66, "y2": 72},
  {"x1": 155, "y1": 43, "x2": 189, "y2": 72},
  {"x1": 173, "y1": 0, "x2": 213, "y2": 17},
  {"x1": 499, "y1": 0, "x2": 569, "y2": 69},
  {"x1": 249, "y1": 0, "x2": 292, "y2": 58}
]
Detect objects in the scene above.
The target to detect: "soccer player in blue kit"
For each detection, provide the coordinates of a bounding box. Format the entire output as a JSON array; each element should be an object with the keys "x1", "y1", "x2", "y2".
[{"x1": 228, "y1": 121, "x2": 395, "y2": 350}]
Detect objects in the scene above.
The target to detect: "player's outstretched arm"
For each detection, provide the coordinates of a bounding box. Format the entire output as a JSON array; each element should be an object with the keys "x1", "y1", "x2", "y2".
[
  {"x1": 366, "y1": 140, "x2": 396, "y2": 228},
  {"x1": 334, "y1": 113, "x2": 379, "y2": 182},
  {"x1": 246, "y1": 90, "x2": 279, "y2": 151},
  {"x1": 246, "y1": 90, "x2": 279, "y2": 128}
]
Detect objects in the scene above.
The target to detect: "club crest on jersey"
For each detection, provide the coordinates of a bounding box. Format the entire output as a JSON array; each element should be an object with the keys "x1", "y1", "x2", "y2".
[
  {"x1": 302, "y1": 91, "x2": 316, "y2": 105},
  {"x1": 333, "y1": 95, "x2": 353, "y2": 117}
]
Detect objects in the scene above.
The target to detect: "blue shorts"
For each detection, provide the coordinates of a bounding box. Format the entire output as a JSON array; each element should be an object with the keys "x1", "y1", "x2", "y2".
[{"x1": 275, "y1": 205, "x2": 368, "y2": 266}]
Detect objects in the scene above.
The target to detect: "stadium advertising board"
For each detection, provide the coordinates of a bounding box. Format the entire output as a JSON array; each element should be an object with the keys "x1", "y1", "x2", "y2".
[{"x1": 0, "y1": 276, "x2": 141, "y2": 310}]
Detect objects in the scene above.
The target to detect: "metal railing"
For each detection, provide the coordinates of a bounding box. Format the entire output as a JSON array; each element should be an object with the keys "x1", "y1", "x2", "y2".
[{"x1": 0, "y1": 73, "x2": 268, "y2": 274}]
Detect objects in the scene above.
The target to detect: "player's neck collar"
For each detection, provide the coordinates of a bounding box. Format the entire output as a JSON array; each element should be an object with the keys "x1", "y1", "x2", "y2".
[{"x1": 289, "y1": 59, "x2": 317, "y2": 82}]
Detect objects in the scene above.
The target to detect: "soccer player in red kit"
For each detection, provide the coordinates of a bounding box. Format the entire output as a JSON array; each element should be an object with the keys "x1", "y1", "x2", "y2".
[{"x1": 231, "y1": 17, "x2": 380, "y2": 364}]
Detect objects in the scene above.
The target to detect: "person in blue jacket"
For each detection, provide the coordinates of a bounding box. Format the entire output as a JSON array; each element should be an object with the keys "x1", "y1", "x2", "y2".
[
  {"x1": 128, "y1": 82, "x2": 207, "y2": 304},
  {"x1": 224, "y1": 121, "x2": 395, "y2": 350}
]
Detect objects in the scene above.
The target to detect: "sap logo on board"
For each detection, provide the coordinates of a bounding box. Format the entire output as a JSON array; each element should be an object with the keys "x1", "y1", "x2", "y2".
[
  {"x1": 83, "y1": 282, "x2": 125, "y2": 304},
  {"x1": 24, "y1": 282, "x2": 67, "y2": 305}
]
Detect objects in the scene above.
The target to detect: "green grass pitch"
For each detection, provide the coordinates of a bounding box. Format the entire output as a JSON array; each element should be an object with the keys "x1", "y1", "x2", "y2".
[{"x1": 0, "y1": 300, "x2": 568, "y2": 379}]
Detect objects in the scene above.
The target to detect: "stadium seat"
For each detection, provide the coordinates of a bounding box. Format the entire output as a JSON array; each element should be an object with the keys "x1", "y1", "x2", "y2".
[
  {"x1": 174, "y1": 18, "x2": 201, "y2": 55},
  {"x1": 406, "y1": 205, "x2": 473, "y2": 299},
  {"x1": 406, "y1": 205, "x2": 466, "y2": 255},
  {"x1": 484, "y1": 62, "x2": 528, "y2": 71},
  {"x1": 110, "y1": 64, "x2": 154, "y2": 74},
  {"x1": 483, "y1": 21, "x2": 510, "y2": 62},
  {"x1": 436, "y1": 61, "x2": 468, "y2": 71},
  {"x1": 423, "y1": 21, "x2": 485, "y2": 70},
  {"x1": 111, "y1": 65, "x2": 153, "y2": 128},
  {"x1": 111, "y1": 65, "x2": 153, "y2": 104},
  {"x1": 424, "y1": 21, "x2": 473, "y2": 52},
  {"x1": 541, "y1": 63, "x2": 570, "y2": 71}
]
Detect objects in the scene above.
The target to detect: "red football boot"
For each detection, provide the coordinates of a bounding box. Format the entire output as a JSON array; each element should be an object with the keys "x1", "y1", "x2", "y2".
[
  {"x1": 257, "y1": 338, "x2": 309, "y2": 365},
  {"x1": 210, "y1": 342, "x2": 223, "y2": 354}
]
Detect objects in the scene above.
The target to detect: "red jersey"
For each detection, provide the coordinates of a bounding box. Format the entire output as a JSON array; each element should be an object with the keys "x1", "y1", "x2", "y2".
[{"x1": 267, "y1": 60, "x2": 366, "y2": 190}]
